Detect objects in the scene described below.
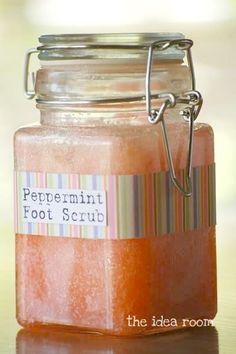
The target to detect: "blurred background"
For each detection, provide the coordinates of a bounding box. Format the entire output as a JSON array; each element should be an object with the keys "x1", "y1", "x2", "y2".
[{"x1": 0, "y1": 0, "x2": 236, "y2": 352}]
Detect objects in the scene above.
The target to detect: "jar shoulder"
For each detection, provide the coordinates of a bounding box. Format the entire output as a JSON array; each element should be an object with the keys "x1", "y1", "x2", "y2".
[
  {"x1": 14, "y1": 119, "x2": 214, "y2": 174},
  {"x1": 194, "y1": 122, "x2": 214, "y2": 138},
  {"x1": 14, "y1": 121, "x2": 159, "y2": 147},
  {"x1": 14, "y1": 120, "x2": 214, "y2": 142}
]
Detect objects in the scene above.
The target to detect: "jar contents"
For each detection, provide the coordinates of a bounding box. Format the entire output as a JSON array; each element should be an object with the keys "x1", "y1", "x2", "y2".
[{"x1": 15, "y1": 33, "x2": 217, "y2": 336}]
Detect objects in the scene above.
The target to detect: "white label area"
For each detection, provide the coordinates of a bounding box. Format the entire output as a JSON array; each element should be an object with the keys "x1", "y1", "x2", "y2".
[{"x1": 19, "y1": 186, "x2": 107, "y2": 226}]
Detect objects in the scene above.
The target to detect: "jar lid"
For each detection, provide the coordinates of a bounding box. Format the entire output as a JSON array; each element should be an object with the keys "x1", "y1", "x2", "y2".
[
  {"x1": 25, "y1": 32, "x2": 195, "y2": 108},
  {"x1": 37, "y1": 32, "x2": 186, "y2": 60}
]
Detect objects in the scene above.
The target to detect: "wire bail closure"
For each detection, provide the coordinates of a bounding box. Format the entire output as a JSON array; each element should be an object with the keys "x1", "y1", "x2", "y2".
[
  {"x1": 23, "y1": 37, "x2": 203, "y2": 197},
  {"x1": 145, "y1": 39, "x2": 203, "y2": 197}
]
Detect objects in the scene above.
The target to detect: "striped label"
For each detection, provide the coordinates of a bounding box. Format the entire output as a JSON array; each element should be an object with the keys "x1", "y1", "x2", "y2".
[{"x1": 14, "y1": 164, "x2": 216, "y2": 239}]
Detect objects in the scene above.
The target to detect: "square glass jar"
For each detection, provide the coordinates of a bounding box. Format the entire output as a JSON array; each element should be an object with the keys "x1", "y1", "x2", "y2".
[{"x1": 15, "y1": 33, "x2": 217, "y2": 336}]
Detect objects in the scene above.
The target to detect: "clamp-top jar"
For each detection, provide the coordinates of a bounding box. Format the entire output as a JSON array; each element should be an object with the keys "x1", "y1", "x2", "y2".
[{"x1": 15, "y1": 33, "x2": 216, "y2": 336}]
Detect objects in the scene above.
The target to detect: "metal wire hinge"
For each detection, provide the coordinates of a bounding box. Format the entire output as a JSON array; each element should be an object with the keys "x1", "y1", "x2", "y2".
[
  {"x1": 24, "y1": 48, "x2": 38, "y2": 99},
  {"x1": 145, "y1": 39, "x2": 203, "y2": 197}
]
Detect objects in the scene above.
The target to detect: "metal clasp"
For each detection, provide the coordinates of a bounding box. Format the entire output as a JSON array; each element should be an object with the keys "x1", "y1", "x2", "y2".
[
  {"x1": 145, "y1": 39, "x2": 202, "y2": 197},
  {"x1": 24, "y1": 48, "x2": 38, "y2": 99}
]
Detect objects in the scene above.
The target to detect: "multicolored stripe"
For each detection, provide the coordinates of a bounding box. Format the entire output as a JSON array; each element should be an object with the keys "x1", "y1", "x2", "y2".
[{"x1": 15, "y1": 163, "x2": 216, "y2": 239}]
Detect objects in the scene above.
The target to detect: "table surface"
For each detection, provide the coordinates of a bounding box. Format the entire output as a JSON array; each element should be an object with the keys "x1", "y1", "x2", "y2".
[{"x1": 0, "y1": 219, "x2": 236, "y2": 354}]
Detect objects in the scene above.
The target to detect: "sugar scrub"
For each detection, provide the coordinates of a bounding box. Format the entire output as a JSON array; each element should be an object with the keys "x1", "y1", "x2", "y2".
[{"x1": 15, "y1": 33, "x2": 216, "y2": 336}]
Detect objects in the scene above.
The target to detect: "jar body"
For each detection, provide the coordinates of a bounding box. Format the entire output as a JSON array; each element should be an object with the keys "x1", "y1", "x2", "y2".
[{"x1": 14, "y1": 111, "x2": 217, "y2": 336}]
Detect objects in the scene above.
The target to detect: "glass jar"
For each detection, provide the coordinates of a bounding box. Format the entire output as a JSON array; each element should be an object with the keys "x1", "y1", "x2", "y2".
[{"x1": 14, "y1": 33, "x2": 217, "y2": 336}]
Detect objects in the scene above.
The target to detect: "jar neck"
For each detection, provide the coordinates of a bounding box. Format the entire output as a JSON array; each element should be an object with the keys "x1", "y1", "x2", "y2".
[
  {"x1": 35, "y1": 59, "x2": 191, "y2": 108},
  {"x1": 39, "y1": 109, "x2": 152, "y2": 126}
]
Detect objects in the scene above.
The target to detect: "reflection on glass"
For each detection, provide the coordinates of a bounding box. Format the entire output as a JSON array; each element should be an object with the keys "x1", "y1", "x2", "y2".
[{"x1": 16, "y1": 326, "x2": 219, "y2": 354}]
